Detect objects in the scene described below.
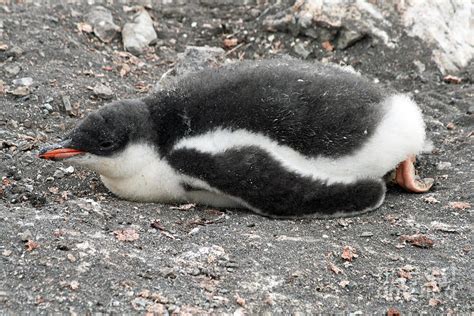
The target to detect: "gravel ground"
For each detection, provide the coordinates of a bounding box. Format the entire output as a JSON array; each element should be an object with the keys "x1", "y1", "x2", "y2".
[{"x1": 0, "y1": 2, "x2": 473, "y2": 314}]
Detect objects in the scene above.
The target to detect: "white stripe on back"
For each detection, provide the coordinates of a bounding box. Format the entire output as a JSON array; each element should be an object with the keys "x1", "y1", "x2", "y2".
[{"x1": 173, "y1": 94, "x2": 427, "y2": 184}]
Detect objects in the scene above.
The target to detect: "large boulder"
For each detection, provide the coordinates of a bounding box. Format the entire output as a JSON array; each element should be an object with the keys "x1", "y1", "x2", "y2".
[{"x1": 262, "y1": 0, "x2": 473, "y2": 73}]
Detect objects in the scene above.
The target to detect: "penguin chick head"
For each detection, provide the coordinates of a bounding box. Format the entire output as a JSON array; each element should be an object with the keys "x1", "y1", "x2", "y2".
[{"x1": 38, "y1": 99, "x2": 150, "y2": 176}]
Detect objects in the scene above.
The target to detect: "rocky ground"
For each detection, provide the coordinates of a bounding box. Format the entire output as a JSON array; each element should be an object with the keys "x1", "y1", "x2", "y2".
[{"x1": 0, "y1": 1, "x2": 473, "y2": 314}]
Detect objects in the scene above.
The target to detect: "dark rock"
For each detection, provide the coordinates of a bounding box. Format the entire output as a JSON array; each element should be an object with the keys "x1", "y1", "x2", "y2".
[
  {"x1": 294, "y1": 42, "x2": 312, "y2": 58},
  {"x1": 467, "y1": 105, "x2": 474, "y2": 115},
  {"x1": 57, "y1": 243, "x2": 71, "y2": 251},
  {"x1": 313, "y1": 27, "x2": 337, "y2": 42},
  {"x1": 337, "y1": 29, "x2": 366, "y2": 50},
  {"x1": 262, "y1": 12, "x2": 295, "y2": 33}
]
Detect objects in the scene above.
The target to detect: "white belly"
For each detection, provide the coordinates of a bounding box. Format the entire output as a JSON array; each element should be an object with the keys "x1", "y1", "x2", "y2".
[
  {"x1": 96, "y1": 144, "x2": 242, "y2": 208},
  {"x1": 101, "y1": 172, "x2": 242, "y2": 208},
  {"x1": 99, "y1": 161, "x2": 184, "y2": 203}
]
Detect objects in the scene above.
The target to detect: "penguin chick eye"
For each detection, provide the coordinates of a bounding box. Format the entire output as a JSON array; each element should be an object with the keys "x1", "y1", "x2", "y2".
[{"x1": 99, "y1": 141, "x2": 115, "y2": 150}]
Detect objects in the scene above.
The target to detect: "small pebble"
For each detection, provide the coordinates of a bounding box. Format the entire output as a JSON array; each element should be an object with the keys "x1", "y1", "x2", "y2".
[
  {"x1": 436, "y1": 161, "x2": 452, "y2": 170},
  {"x1": 42, "y1": 103, "x2": 53, "y2": 112},
  {"x1": 67, "y1": 254, "x2": 77, "y2": 262},
  {"x1": 8, "y1": 46, "x2": 23, "y2": 57},
  {"x1": 12, "y1": 77, "x2": 33, "y2": 87},
  {"x1": 5, "y1": 64, "x2": 21, "y2": 76},
  {"x1": 360, "y1": 231, "x2": 374, "y2": 237},
  {"x1": 188, "y1": 227, "x2": 200, "y2": 235},
  {"x1": 62, "y1": 95, "x2": 72, "y2": 112},
  {"x1": 20, "y1": 229, "x2": 33, "y2": 241},
  {"x1": 60, "y1": 166, "x2": 75, "y2": 174},
  {"x1": 92, "y1": 83, "x2": 114, "y2": 100},
  {"x1": 467, "y1": 105, "x2": 474, "y2": 115},
  {"x1": 53, "y1": 169, "x2": 65, "y2": 178}
]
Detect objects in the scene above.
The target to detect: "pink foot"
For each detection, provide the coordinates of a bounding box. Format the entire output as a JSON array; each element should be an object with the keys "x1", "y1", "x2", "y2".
[{"x1": 395, "y1": 155, "x2": 434, "y2": 193}]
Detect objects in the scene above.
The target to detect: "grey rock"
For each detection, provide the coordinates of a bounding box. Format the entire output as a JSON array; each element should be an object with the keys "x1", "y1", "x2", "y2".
[
  {"x1": 402, "y1": 0, "x2": 473, "y2": 74},
  {"x1": 436, "y1": 161, "x2": 452, "y2": 170},
  {"x1": 122, "y1": 8, "x2": 157, "y2": 56},
  {"x1": 10, "y1": 86, "x2": 29, "y2": 96},
  {"x1": 5, "y1": 64, "x2": 21, "y2": 76},
  {"x1": 61, "y1": 95, "x2": 72, "y2": 112},
  {"x1": 42, "y1": 103, "x2": 53, "y2": 112},
  {"x1": 467, "y1": 105, "x2": 474, "y2": 115},
  {"x1": 413, "y1": 60, "x2": 426, "y2": 73},
  {"x1": 297, "y1": 10, "x2": 313, "y2": 29},
  {"x1": 200, "y1": 0, "x2": 252, "y2": 6},
  {"x1": 60, "y1": 166, "x2": 75, "y2": 174},
  {"x1": 53, "y1": 169, "x2": 65, "y2": 178},
  {"x1": 92, "y1": 83, "x2": 114, "y2": 100},
  {"x1": 430, "y1": 221, "x2": 460, "y2": 233},
  {"x1": 12, "y1": 77, "x2": 33, "y2": 87},
  {"x1": 262, "y1": 12, "x2": 295, "y2": 33},
  {"x1": 175, "y1": 46, "x2": 225, "y2": 76},
  {"x1": 159, "y1": 267, "x2": 177, "y2": 278},
  {"x1": 248, "y1": 8, "x2": 261, "y2": 18},
  {"x1": 317, "y1": 27, "x2": 338, "y2": 42},
  {"x1": 20, "y1": 229, "x2": 33, "y2": 241},
  {"x1": 85, "y1": 6, "x2": 120, "y2": 43},
  {"x1": 130, "y1": 297, "x2": 148, "y2": 309},
  {"x1": 154, "y1": 46, "x2": 225, "y2": 92},
  {"x1": 337, "y1": 29, "x2": 365, "y2": 50},
  {"x1": 302, "y1": 27, "x2": 320, "y2": 39},
  {"x1": 360, "y1": 231, "x2": 374, "y2": 237},
  {"x1": 7, "y1": 46, "x2": 23, "y2": 57},
  {"x1": 294, "y1": 42, "x2": 312, "y2": 59}
]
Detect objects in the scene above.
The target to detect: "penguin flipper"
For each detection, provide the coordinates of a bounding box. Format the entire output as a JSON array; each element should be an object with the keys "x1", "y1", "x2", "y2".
[{"x1": 168, "y1": 146, "x2": 386, "y2": 218}]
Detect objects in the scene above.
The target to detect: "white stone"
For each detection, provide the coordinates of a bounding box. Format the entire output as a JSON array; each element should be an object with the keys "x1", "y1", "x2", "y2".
[{"x1": 122, "y1": 8, "x2": 157, "y2": 56}]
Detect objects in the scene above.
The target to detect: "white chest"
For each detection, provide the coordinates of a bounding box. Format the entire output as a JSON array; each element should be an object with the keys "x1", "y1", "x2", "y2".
[
  {"x1": 90, "y1": 143, "x2": 239, "y2": 207},
  {"x1": 100, "y1": 158, "x2": 186, "y2": 203},
  {"x1": 76, "y1": 143, "x2": 186, "y2": 202}
]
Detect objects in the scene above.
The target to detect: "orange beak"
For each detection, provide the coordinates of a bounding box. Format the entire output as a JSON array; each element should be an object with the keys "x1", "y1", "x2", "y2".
[
  {"x1": 38, "y1": 148, "x2": 84, "y2": 160},
  {"x1": 38, "y1": 141, "x2": 85, "y2": 160}
]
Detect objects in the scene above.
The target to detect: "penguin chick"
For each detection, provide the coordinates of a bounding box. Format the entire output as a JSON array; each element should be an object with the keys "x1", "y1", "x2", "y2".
[{"x1": 39, "y1": 59, "x2": 433, "y2": 218}]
